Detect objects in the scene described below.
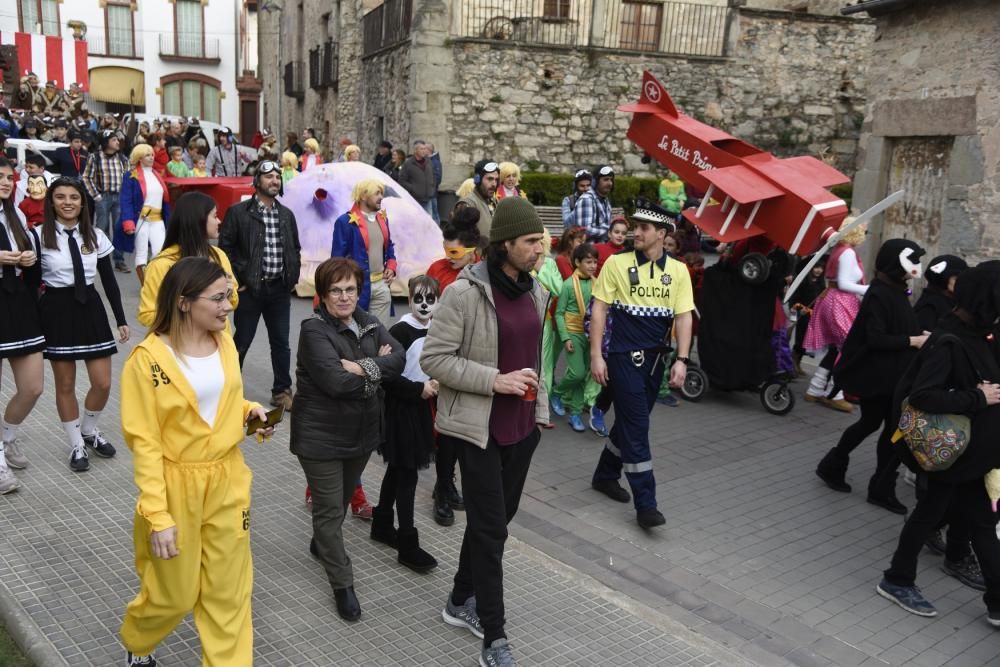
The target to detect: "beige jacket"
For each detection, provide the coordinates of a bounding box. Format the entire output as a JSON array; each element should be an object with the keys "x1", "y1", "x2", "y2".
[{"x1": 420, "y1": 261, "x2": 549, "y2": 449}]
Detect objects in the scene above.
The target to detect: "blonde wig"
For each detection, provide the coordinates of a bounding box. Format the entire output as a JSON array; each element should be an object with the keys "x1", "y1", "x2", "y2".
[
  {"x1": 129, "y1": 143, "x2": 154, "y2": 166},
  {"x1": 351, "y1": 178, "x2": 386, "y2": 204},
  {"x1": 498, "y1": 161, "x2": 521, "y2": 183}
]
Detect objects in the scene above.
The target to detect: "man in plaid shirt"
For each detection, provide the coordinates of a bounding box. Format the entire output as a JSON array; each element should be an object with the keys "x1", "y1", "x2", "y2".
[
  {"x1": 573, "y1": 164, "x2": 615, "y2": 243},
  {"x1": 219, "y1": 161, "x2": 302, "y2": 411},
  {"x1": 82, "y1": 131, "x2": 129, "y2": 271}
]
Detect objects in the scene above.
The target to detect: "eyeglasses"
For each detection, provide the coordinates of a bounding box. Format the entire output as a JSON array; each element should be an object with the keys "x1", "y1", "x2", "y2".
[
  {"x1": 443, "y1": 245, "x2": 476, "y2": 260},
  {"x1": 257, "y1": 161, "x2": 280, "y2": 175},
  {"x1": 197, "y1": 291, "x2": 234, "y2": 305},
  {"x1": 328, "y1": 286, "x2": 358, "y2": 299}
]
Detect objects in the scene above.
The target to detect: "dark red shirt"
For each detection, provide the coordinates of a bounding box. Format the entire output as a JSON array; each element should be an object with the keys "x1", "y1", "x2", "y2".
[{"x1": 489, "y1": 285, "x2": 541, "y2": 445}]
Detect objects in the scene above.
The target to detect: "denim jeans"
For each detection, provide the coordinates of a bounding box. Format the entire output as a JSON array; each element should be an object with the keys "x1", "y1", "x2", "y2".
[
  {"x1": 233, "y1": 280, "x2": 292, "y2": 394},
  {"x1": 94, "y1": 193, "x2": 124, "y2": 264},
  {"x1": 429, "y1": 196, "x2": 440, "y2": 225}
]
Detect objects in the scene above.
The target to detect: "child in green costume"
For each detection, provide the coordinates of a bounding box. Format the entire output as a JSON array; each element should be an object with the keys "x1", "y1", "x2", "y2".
[{"x1": 552, "y1": 243, "x2": 599, "y2": 432}]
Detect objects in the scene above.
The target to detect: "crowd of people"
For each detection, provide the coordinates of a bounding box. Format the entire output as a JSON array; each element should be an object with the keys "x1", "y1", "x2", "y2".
[{"x1": 2, "y1": 119, "x2": 1000, "y2": 667}]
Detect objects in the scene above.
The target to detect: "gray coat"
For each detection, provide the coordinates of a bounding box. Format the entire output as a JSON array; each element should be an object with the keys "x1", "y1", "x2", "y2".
[
  {"x1": 420, "y1": 261, "x2": 550, "y2": 449},
  {"x1": 290, "y1": 307, "x2": 404, "y2": 460},
  {"x1": 396, "y1": 156, "x2": 436, "y2": 204}
]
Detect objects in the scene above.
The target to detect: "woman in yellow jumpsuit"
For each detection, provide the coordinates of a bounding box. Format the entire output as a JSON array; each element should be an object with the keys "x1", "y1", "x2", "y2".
[{"x1": 120, "y1": 257, "x2": 272, "y2": 667}]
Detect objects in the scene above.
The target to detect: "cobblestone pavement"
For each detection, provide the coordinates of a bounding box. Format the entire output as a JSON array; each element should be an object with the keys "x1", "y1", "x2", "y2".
[
  {"x1": 3, "y1": 281, "x2": 999, "y2": 666},
  {"x1": 0, "y1": 285, "x2": 746, "y2": 667}
]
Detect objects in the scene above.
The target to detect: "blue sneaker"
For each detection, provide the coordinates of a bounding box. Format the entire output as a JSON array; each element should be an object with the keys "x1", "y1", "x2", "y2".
[
  {"x1": 876, "y1": 579, "x2": 937, "y2": 617},
  {"x1": 656, "y1": 394, "x2": 679, "y2": 407},
  {"x1": 589, "y1": 407, "x2": 609, "y2": 436},
  {"x1": 568, "y1": 414, "x2": 586, "y2": 432},
  {"x1": 550, "y1": 394, "x2": 566, "y2": 417}
]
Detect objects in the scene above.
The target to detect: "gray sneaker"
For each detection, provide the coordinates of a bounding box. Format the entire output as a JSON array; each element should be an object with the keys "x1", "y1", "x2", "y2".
[
  {"x1": 480, "y1": 638, "x2": 518, "y2": 667},
  {"x1": 442, "y1": 594, "x2": 484, "y2": 639},
  {"x1": 3, "y1": 439, "x2": 27, "y2": 469},
  {"x1": 0, "y1": 465, "x2": 20, "y2": 494}
]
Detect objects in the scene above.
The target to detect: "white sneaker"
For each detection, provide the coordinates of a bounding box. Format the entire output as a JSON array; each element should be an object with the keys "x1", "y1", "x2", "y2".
[
  {"x1": 0, "y1": 465, "x2": 20, "y2": 494},
  {"x1": 3, "y1": 439, "x2": 28, "y2": 469}
]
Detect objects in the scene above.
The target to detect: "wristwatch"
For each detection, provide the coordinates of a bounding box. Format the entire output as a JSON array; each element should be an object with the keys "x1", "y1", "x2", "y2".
[{"x1": 676, "y1": 356, "x2": 691, "y2": 364}]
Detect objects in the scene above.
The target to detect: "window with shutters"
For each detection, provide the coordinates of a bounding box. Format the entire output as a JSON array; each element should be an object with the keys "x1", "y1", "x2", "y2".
[
  {"x1": 619, "y1": 1, "x2": 663, "y2": 52},
  {"x1": 543, "y1": 0, "x2": 571, "y2": 19}
]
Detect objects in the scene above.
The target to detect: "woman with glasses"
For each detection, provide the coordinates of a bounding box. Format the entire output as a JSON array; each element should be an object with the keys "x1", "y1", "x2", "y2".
[
  {"x1": 0, "y1": 158, "x2": 44, "y2": 494},
  {"x1": 120, "y1": 257, "x2": 273, "y2": 667},
  {"x1": 119, "y1": 143, "x2": 172, "y2": 285},
  {"x1": 138, "y1": 191, "x2": 239, "y2": 334},
  {"x1": 291, "y1": 257, "x2": 404, "y2": 622},
  {"x1": 38, "y1": 177, "x2": 129, "y2": 473}
]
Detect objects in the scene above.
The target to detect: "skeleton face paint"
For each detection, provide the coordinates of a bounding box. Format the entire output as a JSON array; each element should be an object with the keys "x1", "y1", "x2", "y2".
[{"x1": 410, "y1": 289, "x2": 438, "y2": 323}]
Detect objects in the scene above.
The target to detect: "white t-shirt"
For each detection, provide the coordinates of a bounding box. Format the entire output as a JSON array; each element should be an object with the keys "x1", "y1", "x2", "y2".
[
  {"x1": 142, "y1": 167, "x2": 164, "y2": 211},
  {"x1": 0, "y1": 208, "x2": 35, "y2": 278},
  {"x1": 166, "y1": 343, "x2": 225, "y2": 428},
  {"x1": 40, "y1": 224, "x2": 115, "y2": 287}
]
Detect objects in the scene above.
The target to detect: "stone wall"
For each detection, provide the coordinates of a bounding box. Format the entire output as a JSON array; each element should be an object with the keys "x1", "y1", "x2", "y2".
[
  {"x1": 438, "y1": 8, "x2": 872, "y2": 185},
  {"x1": 851, "y1": 0, "x2": 999, "y2": 264}
]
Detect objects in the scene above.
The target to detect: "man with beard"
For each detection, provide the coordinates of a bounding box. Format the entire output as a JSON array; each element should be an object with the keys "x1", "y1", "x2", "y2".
[
  {"x1": 219, "y1": 161, "x2": 302, "y2": 411},
  {"x1": 588, "y1": 199, "x2": 694, "y2": 528},
  {"x1": 574, "y1": 164, "x2": 615, "y2": 243},
  {"x1": 421, "y1": 197, "x2": 549, "y2": 667},
  {"x1": 459, "y1": 159, "x2": 499, "y2": 240}
]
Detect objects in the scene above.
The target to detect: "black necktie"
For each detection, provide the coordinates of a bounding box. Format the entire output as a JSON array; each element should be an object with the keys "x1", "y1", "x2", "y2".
[
  {"x1": 0, "y1": 222, "x2": 17, "y2": 294},
  {"x1": 65, "y1": 228, "x2": 88, "y2": 304}
]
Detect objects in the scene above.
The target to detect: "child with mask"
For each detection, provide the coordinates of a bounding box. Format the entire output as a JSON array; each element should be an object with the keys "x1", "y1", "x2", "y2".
[{"x1": 370, "y1": 275, "x2": 440, "y2": 573}]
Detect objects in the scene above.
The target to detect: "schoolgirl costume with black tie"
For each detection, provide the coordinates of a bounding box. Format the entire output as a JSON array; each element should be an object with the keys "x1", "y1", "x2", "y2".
[
  {"x1": 0, "y1": 208, "x2": 44, "y2": 358},
  {"x1": 39, "y1": 224, "x2": 127, "y2": 360}
]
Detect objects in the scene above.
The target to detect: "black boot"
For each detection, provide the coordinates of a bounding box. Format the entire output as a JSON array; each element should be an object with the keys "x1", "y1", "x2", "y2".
[
  {"x1": 432, "y1": 482, "x2": 455, "y2": 526},
  {"x1": 370, "y1": 505, "x2": 398, "y2": 548},
  {"x1": 447, "y1": 477, "x2": 465, "y2": 511},
  {"x1": 333, "y1": 586, "x2": 361, "y2": 622},
  {"x1": 815, "y1": 448, "x2": 852, "y2": 493},
  {"x1": 397, "y1": 527, "x2": 438, "y2": 573},
  {"x1": 867, "y1": 471, "x2": 907, "y2": 515}
]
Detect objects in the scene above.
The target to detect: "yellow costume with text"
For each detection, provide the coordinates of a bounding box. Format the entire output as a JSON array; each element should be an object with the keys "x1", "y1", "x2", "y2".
[
  {"x1": 120, "y1": 332, "x2": 260, "y2": 666},
  {"x1": 137, "y1": 246, "x2": 240, "y2": 333}
]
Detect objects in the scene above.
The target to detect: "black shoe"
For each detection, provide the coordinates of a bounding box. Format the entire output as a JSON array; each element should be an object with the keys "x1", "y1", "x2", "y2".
[
  {"x1": 924, "y1": 529, "x2": 947, "y2": 556},
  {"x1": 943, "y1": 555, "x2": 986, "y2": 592},
  {"x1": 592, "y1": 479, "x2": 630, "y2": 503},
  {"x1": 433, "y1": 486, "x2": 455, "y2": 526},
  {"x1": 867, "y1": 494, "x2": 907, "y2": 515},
  {"x1": 447, "y1": 478, "x2": 465, "y2": 511},
  {"x1": 83, "y1": 430, "x2": 116, "y2": 458},
  {"x1": 126, "y1": 651, "x2": 157, "y2": 666},
  {"x1": 69, "y1": 445, "x2": 90, "y2": 473},
  {"x1": 815, "y1": 448, "x2": 851, "y2": 492},
  {"x1": 397, "y1": 527, "x2": 438, "y2": 573},
  {"x1": 333, "y1": 586, "x2": 361, "y2": 622},
  {"x1": 370, "y1": 506, "x2": 398, "y2": 548},
  {"x1": 309, "y1": 537, "x2": 318, "y2": 558},
  {"x1": 115, "y1": 262, "x2": 131, "y2": 273},
  {"x1": 637, "y1": 508, "x2": 666, "y2": 528}
]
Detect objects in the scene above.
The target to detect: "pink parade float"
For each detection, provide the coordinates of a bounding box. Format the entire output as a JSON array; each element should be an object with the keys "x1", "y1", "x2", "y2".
[{"x1": 279, "y1": 162, "x2": 443, "y2": 297}]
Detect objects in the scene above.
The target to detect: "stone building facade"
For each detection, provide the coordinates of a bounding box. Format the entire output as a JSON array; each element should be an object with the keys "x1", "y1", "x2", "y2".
[
  {"x1": 845, "y1": 0, "x2": 999, "y2": 265},
  {"x1": 263, "y1": 0, "x2": 874, "y2": 191}
]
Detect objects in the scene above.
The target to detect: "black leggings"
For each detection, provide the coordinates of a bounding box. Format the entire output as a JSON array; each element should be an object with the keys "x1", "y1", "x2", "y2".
[
  {"x1": 435, "y1": 436, "x2": 457, "y2": 489},
  {"x1": 378, "y1": 464, "x2": 418, "y2": 530},
  {"x1": 832, "y1": 394, "x2": 900, "y2": 494}
]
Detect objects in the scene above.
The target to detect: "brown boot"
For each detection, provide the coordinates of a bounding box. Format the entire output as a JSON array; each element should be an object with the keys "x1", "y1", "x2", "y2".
[{"x1": 821, "y1": 391, "x2": 854, "y2": 413}]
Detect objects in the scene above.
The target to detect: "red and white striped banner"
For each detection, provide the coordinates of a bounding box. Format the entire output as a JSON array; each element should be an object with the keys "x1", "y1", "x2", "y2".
[{"x1": 0, "y1": 31, "x2": 89, "y2": 91}]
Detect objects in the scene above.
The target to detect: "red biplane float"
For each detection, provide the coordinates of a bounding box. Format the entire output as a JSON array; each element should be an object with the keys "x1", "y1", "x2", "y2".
[{"x1": 619, "y1": 71, "x2": 852, "y2": 258}]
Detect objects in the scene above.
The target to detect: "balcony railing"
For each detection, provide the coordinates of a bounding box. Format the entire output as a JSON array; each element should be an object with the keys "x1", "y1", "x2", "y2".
[
  {"x1": 363, "y1": 0, "x2": 413, "y2": 56},
  {"x1": 87, "y1": 32, "x2": 143, "y2": 58},
  {"x1": 284, "y1": 60, "x2": 305, "y2": 98},
  {"x1": 453, "y1": 0, "x2": 731, "y2": 57},
  {"x1": 159, "y1": 33, "x2": 221, "y2": 62}
]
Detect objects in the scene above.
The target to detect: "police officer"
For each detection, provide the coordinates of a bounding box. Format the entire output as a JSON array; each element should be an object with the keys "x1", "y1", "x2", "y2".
[{"x1": 588, "y1": 199, "x2": 694, "y2": 528}]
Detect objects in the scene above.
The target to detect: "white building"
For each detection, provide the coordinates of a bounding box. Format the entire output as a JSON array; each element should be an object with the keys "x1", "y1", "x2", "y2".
[{"x1": 4, "y1": 0, "x2": 260, "y2": 140}]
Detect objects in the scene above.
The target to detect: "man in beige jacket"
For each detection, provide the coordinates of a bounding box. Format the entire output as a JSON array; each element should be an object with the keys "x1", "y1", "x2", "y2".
[{"x1": 421, "y1": 197, "x2": 549, "y2": 667}]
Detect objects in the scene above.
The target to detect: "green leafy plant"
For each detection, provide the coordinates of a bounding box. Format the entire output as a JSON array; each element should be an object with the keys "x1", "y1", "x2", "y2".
[{"x1": 521, "y1": 172, "x2": 660, "y2": 215}]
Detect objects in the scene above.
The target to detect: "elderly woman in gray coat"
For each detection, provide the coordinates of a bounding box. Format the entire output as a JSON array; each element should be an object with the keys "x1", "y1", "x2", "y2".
[{"x1": 290, "y1": 257, "x2": 404, "y2": 622}]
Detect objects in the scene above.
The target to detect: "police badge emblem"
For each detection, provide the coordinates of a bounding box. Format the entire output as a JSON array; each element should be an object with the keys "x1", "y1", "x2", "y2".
[{"x1": 661, "y1": 273, "x2": 672, "y2": 286}]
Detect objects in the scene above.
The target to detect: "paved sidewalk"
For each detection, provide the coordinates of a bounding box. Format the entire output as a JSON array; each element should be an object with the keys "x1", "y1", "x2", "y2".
[{"x1": 0, "y1": 285, "x2": 747, "y2": 666}]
